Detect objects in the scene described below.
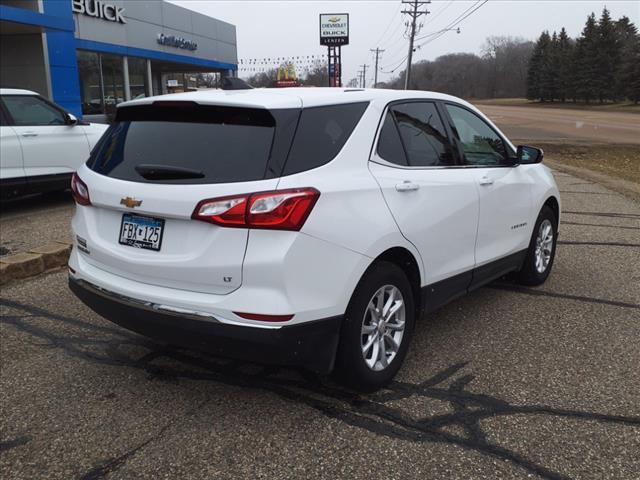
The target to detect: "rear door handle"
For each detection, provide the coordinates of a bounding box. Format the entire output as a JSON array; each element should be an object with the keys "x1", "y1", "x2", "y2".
[
  {"x1": 479, "y1": 175, "x2": 494, "y2": 186},
  {"x1": 396, "y1": 181, "x2": 420, "y2": 192},
  {"x1": 21, "y1": 131, "x2": 38, "y2": 137}
]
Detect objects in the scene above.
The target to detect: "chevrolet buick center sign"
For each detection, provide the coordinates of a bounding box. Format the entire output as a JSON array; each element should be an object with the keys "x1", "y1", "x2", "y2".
[
  {"x1": 319, "y1": 14, "x2": 349, "y2": 46},
  {"x1": 72, "y1": 0, "x2": 126, "y2": 24},
  {"x1": 157, "y1": 33, "x2": 198, "y2": 51}
]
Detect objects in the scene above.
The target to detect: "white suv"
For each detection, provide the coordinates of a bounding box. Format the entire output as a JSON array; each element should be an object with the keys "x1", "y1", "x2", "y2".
[
  {"x1": 68, "y1": 88, "x2": 560, "y2": 390},
  {"x1": 0, "y1": 89, "x2": 108, "y2": 199}
]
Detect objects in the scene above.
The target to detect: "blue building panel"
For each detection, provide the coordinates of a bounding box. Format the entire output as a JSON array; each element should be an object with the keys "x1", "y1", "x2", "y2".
[
  {"x1": 42, "y1": 0, "x2": 83, "y2": 117},
  {"x1": 0, "y1": 4, "x2": 74, "y2": 31},
  {"x1": 2, "y1": 0, "x2": 238, "y2": 119}
]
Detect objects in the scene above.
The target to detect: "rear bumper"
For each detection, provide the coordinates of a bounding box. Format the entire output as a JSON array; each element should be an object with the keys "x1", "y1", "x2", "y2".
[{"x1": 69, "y1": 277, "x2": 342, "y2": 373}]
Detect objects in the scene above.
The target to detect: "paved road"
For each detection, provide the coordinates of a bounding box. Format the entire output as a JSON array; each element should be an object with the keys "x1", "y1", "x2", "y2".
[
  {"x1": 1, "y1": 170, "x2": 640, "y2": 479},
  {"x1": 476, "y1": 104, "x2": 640, "y2": 144}
]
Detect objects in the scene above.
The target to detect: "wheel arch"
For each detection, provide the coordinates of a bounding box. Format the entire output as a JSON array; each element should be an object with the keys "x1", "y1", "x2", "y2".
[
  {"x1": 543, "y1": 195, "x2": 560, "y2": 226},
  {"x1": 371, "y1": 247, "x2": 423, "y2": 318}
]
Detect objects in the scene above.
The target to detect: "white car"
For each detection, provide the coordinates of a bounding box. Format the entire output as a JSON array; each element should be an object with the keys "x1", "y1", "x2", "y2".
[
  {"x1": 0, "y1": 88, "x2": 108, "y2": 199},
  {"x1": 68, "y1": 88, "x2": 560, "y2": 390}
]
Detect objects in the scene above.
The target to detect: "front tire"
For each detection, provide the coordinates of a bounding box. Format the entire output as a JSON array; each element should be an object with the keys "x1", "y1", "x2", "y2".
[
  {"x1": 515, "y1": 205, "x2": 558, "y2": 286},
  {"x1": 334, "y1": 261, "x2": 415, "y2": 391}
]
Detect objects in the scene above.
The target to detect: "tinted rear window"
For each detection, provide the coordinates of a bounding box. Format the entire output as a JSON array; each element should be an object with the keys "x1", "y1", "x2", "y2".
[
  {"x1": 87, "y1": 104, "x2": 296, "y2": 184},
  {"x1": 283, "y1": 102, "x2": 369, "y2": 175},
  {"x1": 87, "y1": 101, "x2": 368, "y2": 184},
  {"x1": 377, "y1": 111, "x2": 408, "y2": 166}
]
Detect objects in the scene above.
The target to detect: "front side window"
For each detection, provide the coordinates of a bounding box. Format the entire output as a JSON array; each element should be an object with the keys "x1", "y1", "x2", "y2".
[
  {"x1": 2, "y1": 95, "x2": 66, "y2": 126},
  {"x1": 391, "y1": 102, "x2": 454, "y2": 167},
  {"x1": 445, "y1": 104, "x2": 509, "y2": 166}
]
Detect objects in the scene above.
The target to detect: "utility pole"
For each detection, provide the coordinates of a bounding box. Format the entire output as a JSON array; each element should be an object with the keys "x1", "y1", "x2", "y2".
[
  {"x1": 360, "y1": 64, "x2": 368, "y2": 88},
  {"x1": 402, "y1": 0, "x2": 430, "y2": 90},
  {"x1": 357, "y1": 69, "x2": 363, "y2": 88},
  {"x1": 370, "y1": 48, "x2": 385, "y2": 88}
]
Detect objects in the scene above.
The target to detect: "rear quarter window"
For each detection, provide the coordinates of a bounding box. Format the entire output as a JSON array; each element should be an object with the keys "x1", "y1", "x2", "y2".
[{"x1": 283, "y1": 102, "x2": 369, "y2": 175}]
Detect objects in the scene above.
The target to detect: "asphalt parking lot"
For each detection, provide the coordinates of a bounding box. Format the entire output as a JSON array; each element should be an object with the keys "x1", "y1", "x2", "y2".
[{"x1": 1, "y1": 168, "x2": 639, "y2": 480}]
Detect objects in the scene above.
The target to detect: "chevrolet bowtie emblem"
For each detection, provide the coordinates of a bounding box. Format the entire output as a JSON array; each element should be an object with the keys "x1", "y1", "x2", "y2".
[{"x1": 120, "y1": 197, "x2": 142, "y2": 208}]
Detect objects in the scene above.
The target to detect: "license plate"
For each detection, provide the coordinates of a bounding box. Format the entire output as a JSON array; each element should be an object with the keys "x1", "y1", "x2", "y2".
[{"x1": 119, "y1": 214, "x2": 165, "y2": 251}]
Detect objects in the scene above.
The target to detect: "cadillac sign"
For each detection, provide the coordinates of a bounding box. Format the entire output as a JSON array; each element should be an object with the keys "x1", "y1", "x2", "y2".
[{"x1": 319, "y1": 14, "x2": 349, "y2": 46}]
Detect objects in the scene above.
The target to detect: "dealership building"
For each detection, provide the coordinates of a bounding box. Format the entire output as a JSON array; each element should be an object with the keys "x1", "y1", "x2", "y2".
[{"x1": 0, "y1": 0, "x2": 237, "y2": 119}]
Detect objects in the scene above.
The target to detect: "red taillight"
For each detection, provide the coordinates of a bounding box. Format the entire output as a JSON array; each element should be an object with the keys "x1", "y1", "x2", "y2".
[
  {"x1": 233, "y1": 312, "x2": 294, "y2": 322},
  {"x1": 191, "y1": 194, "x2": 248, "y2": 226},
  {"x1": 71, "y1": 172, "x2": 91, "y2": 206},
  {"x1": 192, "y1": 188, "x2": 320, "y2": 231}
]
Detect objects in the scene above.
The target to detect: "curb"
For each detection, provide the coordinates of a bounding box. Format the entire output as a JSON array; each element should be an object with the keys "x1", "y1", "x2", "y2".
[{"x1": 0, "y1": 242, "x2": 72, "y2": 287}]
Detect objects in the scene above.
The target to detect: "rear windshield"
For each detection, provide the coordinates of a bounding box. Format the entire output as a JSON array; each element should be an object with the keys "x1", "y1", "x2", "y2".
[
  {"x1": 87, "y1": 101, "x2": 368, "y2": 184},
  {"x1": 87, "y1": 104, "x2": 286, "y2": 184}
]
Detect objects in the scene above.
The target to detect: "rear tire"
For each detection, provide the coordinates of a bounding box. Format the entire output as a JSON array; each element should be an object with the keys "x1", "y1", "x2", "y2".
[
  {"x1": 334, "y1": 261, "x2": 415, "y2": 392},
  {"x1": 515, "y1": 205, "x2": 557, "y2": 286}
]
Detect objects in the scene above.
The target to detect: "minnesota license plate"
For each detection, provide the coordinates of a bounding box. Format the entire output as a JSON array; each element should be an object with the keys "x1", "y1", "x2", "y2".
[{"x1": 119, "y1": 214, "x2": 165, "y2": 251}]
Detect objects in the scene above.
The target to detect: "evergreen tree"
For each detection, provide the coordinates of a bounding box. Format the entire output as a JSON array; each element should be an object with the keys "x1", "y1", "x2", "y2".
[
  {"x1": 527, "y1": 31, "x2": 553, "y2": 101},
  {"x1": 595, "y1": 8, "x2": 621, "y2": 102},
  {"x1": 615, "y1": 16, "x2": 640, "y2": 102},
  {"x1": 619, "y1": 34, "x2": 640, "y2": 103},
  {"x1": 544, "y1": 31, "x2": 560, "y2": 101},
  {"x1": 573, "y1": 13, "x2": 599, "y2": 103},
  {"x1": 556, "y1": 28, "x2": 574, "y2": 102},
  {"x1": 526, "y1": 37, "x2": 543, "y2": 100}
]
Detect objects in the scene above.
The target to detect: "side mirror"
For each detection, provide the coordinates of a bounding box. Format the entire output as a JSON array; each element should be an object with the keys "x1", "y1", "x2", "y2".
[
  {"x1": 517, "y1": 145, "x2": 544, "y2": 164},
  {"x1": 66, "y1": 113, "x2": 78, "y2": 126}
]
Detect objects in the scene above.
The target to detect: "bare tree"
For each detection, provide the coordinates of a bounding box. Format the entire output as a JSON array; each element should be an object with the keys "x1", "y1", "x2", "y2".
[
  {"x1": 385, "y1": 36, "x2": 533, "y2": 99},
  {"x1": 244, "y1": 69, "x2": 277, "y2": 88},
  {"x1": 301, "y1": 61, "x2": 329, "y2": 87},
  {"x1": 482, "y1": 36, "x2": 534, "y2": 98}
]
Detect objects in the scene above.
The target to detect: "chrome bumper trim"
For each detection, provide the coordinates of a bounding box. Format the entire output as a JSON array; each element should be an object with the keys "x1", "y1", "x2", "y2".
[{"x1": 72, "y1": 277, "x2": 222, "y2": 324}]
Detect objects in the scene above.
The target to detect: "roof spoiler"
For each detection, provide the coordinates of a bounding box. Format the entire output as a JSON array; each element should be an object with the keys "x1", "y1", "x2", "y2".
[{"x1": 221, "y1": 77, "x2": 253, "y2": 90}]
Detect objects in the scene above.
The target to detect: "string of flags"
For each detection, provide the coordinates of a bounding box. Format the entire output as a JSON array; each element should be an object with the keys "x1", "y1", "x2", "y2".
[{"x1": 238, "y1": 54, "x2": 327, "y2": 74}]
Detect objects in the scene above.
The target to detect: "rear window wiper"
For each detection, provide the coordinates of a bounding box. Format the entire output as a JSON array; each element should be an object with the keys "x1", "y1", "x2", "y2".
[{"x1": 135, "y1": 164, "x2": 205, "y2": 180}]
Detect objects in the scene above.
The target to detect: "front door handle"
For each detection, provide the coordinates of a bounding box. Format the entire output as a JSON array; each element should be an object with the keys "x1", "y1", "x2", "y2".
[
  {"x1": 21, "y1": 131, "x2": 38, "y2": 137},
  {"x1": 479, "y1": 175, "x2": 494, "y2": 186},
  {"x1": 396, "y1": 181, "x2": 420, "y2": 192}
]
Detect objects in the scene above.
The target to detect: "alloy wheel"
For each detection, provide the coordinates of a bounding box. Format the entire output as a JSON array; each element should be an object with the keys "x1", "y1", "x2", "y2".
[
  {"x1": 361, "y1": 285, "x2": 406, "y2": 371},
  {"x1": 534, "y1": 219, "x2": 554, "y2": 274}
]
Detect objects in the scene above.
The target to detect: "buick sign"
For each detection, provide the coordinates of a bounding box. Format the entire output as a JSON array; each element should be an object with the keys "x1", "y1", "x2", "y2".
[
  {"x1": 72, "y1": 0, "x2": 126, "y2": 24},
  {"x1": 320, "y1": 13, "x2": 349, "y2": 46}
]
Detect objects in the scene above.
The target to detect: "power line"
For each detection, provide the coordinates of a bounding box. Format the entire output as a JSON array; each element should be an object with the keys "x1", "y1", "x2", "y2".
[
  {"x1": 414, "y1": 0, "x2": 487, "y2": 54},
  {"x1": 380, "y1": 53, "x2": 409, "y2": 74},
  {"x1": 379, "y1": 0, "x2": 489, "y2": 79},
  {"x1": 422, "y1": 0, "x2": 454, "y2": 27},
  {"x1": 416, "y1": 0, "x2": 487, "y2": 42},
  {"x1": 372, "y1": 3, "x2": 403, "y2": 48}
]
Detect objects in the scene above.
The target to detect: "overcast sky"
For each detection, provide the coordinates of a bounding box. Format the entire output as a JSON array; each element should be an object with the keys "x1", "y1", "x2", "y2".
[{"x1": 169, "y1": 0, "x2": 640, "y2": 84}]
